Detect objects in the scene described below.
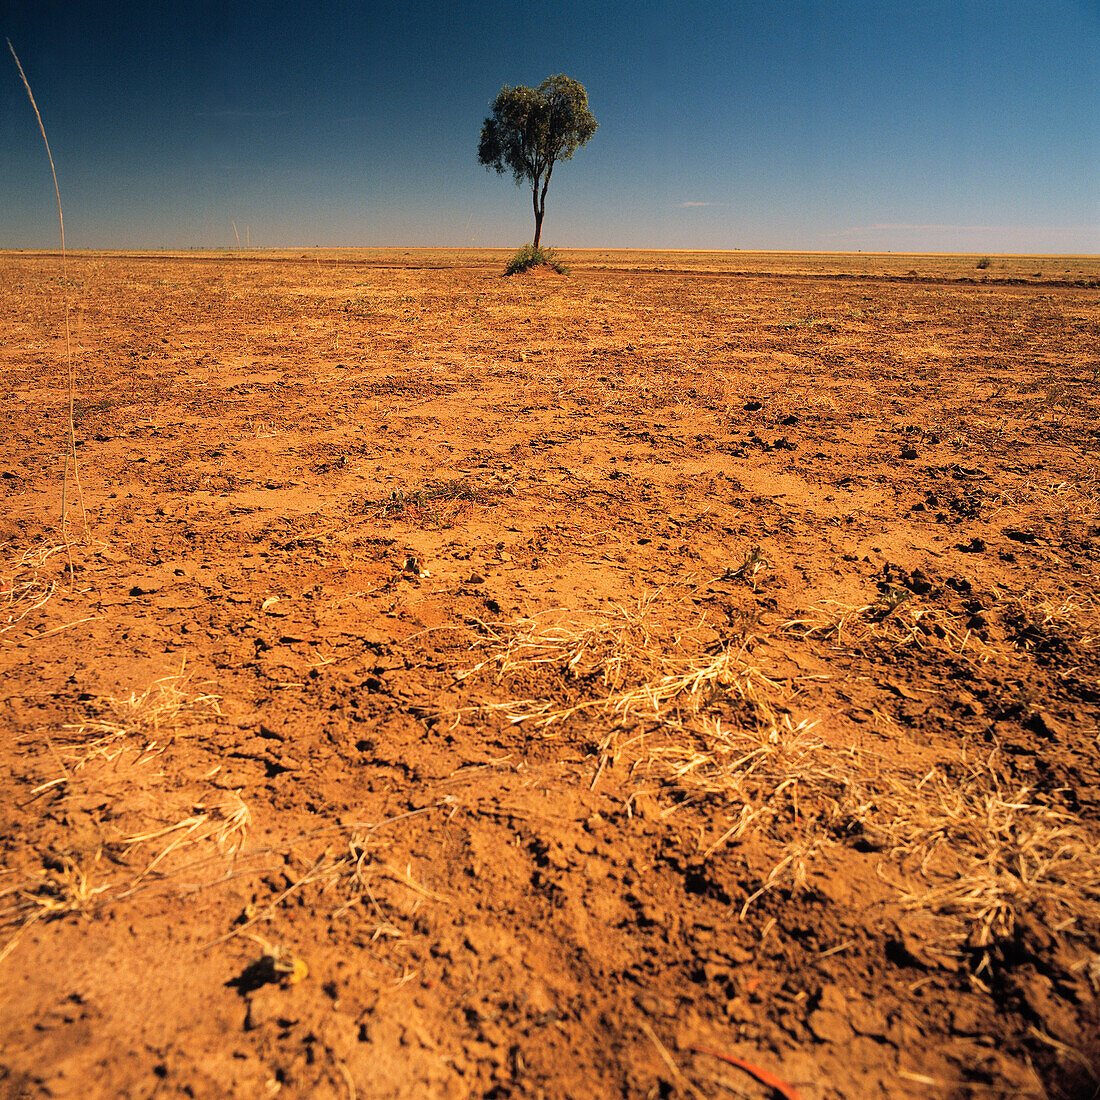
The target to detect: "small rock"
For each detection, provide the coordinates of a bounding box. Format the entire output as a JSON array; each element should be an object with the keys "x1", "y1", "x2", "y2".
[
  {"x1": 849, "y1": 1000, "x2": 887, "y2": 1037},
  {"x1": 545, "y1": 845, "x2": 569, "y2": 871},
  {"x1": 958, "y1": 537, "x2": 987, "y2": 553},
  {"x1": 633, "y1": 993, "x2": 669, "y2": 1017},
  {"x1": 808, "y1": 1006, "x2": 855, "y2": 1044},
  {"x1": 725, "y1": 943, "x2": 753, "y2": 965},
  {"x1": 129, "y1": 577, "x2": 164, "y2": 596},
  {"x1": 817, "y1": 985, "x2": 849, "y2": 1015},
  {"x1": 1027, "y1": 710, "x2": 1065, "y2": 740},
  {"x1": 1012, "y1": 969, "x2": 1081, "y2": 1045}
]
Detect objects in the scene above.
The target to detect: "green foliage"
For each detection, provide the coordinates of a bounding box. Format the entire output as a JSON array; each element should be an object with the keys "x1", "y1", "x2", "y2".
[
  {"x1": 478, "y1": 75, "x2": 597, "y2": 186},
  {"x1": 478, "y1": 74, "x2": 597, "y2": 247},
  {"x1": 504, "y1": 244, "x2": 567, "y2": 276}
]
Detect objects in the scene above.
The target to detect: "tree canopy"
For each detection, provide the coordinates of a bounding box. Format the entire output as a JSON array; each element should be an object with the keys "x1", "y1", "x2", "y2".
[{"x1": 478, "y1": 74, "x2": 597, "y2": 249}]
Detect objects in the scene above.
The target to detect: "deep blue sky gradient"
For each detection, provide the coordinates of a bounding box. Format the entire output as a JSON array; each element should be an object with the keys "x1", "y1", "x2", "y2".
[{"x1": 2, "y1": 0, "x2": 1097, "y2": 251}]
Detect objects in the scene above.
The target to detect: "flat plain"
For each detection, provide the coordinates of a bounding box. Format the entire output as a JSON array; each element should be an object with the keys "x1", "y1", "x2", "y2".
[{"x1": 1, "y1": 248, "x2": 1099, "y2": 1099}]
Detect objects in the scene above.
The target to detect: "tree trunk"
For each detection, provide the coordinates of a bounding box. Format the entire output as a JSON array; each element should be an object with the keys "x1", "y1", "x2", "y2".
[
  {"x1": 532, "y1": 185, "x2": 543, "y2": 248},
  {"x1": 532, "y1": 169, "x2": 552, "y2": 249}
]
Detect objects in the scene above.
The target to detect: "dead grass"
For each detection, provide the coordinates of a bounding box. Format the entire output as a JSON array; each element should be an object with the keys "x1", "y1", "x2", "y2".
[
  {"x1": 462, "y1": 591, "x2": 675, "y2": 693},
  {"x1": 459, "y1": 600, "x2": 841, "y2": 914},
  {"x1": 0, "y1": 853, "x2": 110, "y2": 965},
  {"x1": 1001, "y1": 588, "x2": 1099, "y2": 653},
  {"x1": 457, "y1": 596, "x2": 1100, "y2": 973},
  {"x1": 58, "y1": 659, "x2": 222, "y2": 761},
  {"x1": 120, "y1": 790, "x2": 252, "y2": 883},
  {"x1": 366, "y1": 477, "x2": 493, "y2": 526},
  {"x1": 204, "y1": 824, "x2": 446, "y2": 955},
  {"x1": 472, "y1": 635, "x2": 788, "y2": 771},
  {"x1": 0, "y1": 787, "x2": 252, "y2": 965},
  {"x1": 0, "y1": 544, "x2": 65, "y2": 637},
  {"x1": 321, "y1": 831, "x2": 446, "y2": 936},
  {"x1": 786, "y1": 591, "x2": 966, "y2": 646},
  {"x1": 785, "y1": 581, "x2": 1100, "y2": 683},
  {"x1": 889, "y1": 769, "x2": 1100, "y2": 974},
  {"x1": 0, "y1": 666, "x2": 237, "y2": 963}
]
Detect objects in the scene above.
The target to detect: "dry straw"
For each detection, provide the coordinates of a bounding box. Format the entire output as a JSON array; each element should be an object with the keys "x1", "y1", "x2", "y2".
[
  {"x1": 456, "y1": 595, "x2": 1100, "y2": 971},
  {"x1": 1, "y1": 545, "x2": 64, "y2": 637},
  {"x1": 45, "y1": 659, "x2": 222, "y2": 782}
]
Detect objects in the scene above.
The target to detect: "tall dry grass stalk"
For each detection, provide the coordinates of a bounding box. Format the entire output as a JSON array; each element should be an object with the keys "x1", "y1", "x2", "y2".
[{"x1": 7, "y1": 39, "x2": 87, "y2": 551}]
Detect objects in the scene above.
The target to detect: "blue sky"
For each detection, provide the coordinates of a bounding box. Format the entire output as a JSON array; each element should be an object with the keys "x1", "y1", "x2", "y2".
[{"x1": 2, "y1": 1, "x2": 1097, "y2": 252}]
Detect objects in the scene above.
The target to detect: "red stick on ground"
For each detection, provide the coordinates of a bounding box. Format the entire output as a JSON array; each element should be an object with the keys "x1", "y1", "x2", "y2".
[{"x1": 690, "y1": 1045, "x2": 804, "y2": 1100}]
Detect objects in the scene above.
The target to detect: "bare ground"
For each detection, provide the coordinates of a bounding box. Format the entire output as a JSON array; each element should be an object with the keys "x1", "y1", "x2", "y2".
[{"x1": 1, "y1": 249, "x2": 1099, "y2": 1099}]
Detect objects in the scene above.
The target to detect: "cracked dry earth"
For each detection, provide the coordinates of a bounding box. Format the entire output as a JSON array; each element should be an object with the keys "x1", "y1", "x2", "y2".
[{"x1": 1, "y1": 248, "x2": 1099, "y2": 1100}]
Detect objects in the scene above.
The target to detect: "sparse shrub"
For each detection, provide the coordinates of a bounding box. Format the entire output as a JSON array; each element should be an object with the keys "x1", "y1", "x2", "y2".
[
  {"x1": 505, "y1": 244, "x2": 568, "y2": 276},
  {"x1": 975, "y1": 256, "x2": 992, "y2": 270},
  {"x1": 367, "y1": 478, "x2": 486, "y2": 524}
]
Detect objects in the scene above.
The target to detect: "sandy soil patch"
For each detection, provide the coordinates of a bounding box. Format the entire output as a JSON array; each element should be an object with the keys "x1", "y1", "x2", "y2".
[{"x1": 1, "y1": 249, "x2": 1098, "y2": 1098}]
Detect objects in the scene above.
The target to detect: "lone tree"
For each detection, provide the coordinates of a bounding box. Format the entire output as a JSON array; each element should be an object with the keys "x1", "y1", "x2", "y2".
[{"x1": 478, "y1": 74, "x2": 597, "y2": 249}]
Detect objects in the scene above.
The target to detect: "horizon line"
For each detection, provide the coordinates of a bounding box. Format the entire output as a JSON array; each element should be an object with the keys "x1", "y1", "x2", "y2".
[{"x1": 3, "y1": 245, "x2": 1099, "y2": 259}]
